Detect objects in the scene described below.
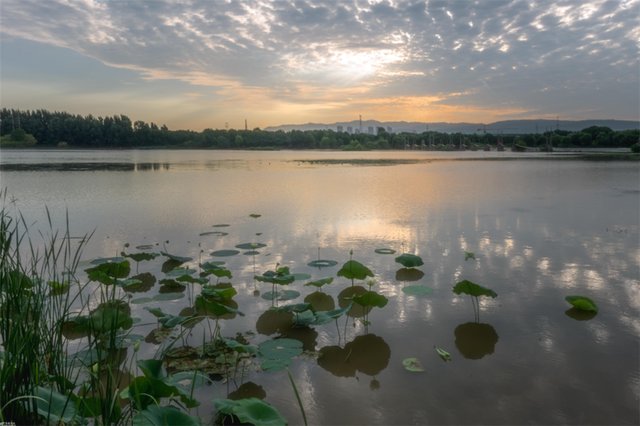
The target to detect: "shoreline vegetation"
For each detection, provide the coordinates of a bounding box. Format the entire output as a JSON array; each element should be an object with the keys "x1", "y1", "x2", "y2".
[{"x1": 1, "y1": 108, "x2": 639, "y2": 153}]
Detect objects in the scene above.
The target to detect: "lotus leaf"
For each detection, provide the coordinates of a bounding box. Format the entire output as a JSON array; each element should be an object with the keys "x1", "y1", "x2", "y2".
[
  {"x1": 165, "y1": 267, "x2": 197, "y2": 277},
  {"x1": 375, "y1": 248, "x2": 396, "y2": 254},
  {"x1": 212, "y1": 224, "x2": 230, "y2": 227},
  {"x1": 201, "y1": 285, "x2": 237, "y2": 301},
  {"x1": 199, "y1": 231, "x2": 228, "y2": 236},
  {"x1": 307, "y1": 259, "x2": 338, "y2": 268},
  {"x1": 352, "y1": 290, "x2": 388, "y2": 308},
  {"x1": 453, "y1": 280, "x2": 497, "y2": 298},
  {"x1": 235, "y1": 242, "x2": 267, "y2": 250},
  {"x1": 565, "y1": 295, "x2": 598, "y2": 313},
  {"x1": 214, "y1": 398, "x2": 286, "y2": 426},
  {"x1": 90, "y1": 256, "x2": 125, "y2": 265},
  {"x1": 337, "y1": 260, "x2": 374, "y2": 281},
  {"x1": 261, "y1": 289, "x2": 300, "y2": 301},
  {"x1": 132, "y1": 405, "x2": 200, "y2": 426},
  {"x1": 304, "y1": 277, "x2": 334, "y2": 288},
  {"x1": 464, "y1": 251, "x2": 476, "y2": 261},
  {"x1": 123, "y1": 251, "x2": 159, "y2": 262},
  {"x1": 402, "y1": 357, "x2": 425, "y2": 372},
  {"x1": 89, "y1": 300, "x2": 133, "y2": 334},
  {"x1": 85, "y1": 260, "x2": 131, "y2": 283},
  {"x1": 35, "y1": 386, "x2": 77, "y2": 424},
  {"x1": 258, "y1": 338, "x2": 303, "y2": 372},
  {"x1": 435, "y1": 346, "x2": 452, "y2": 361},
  {"x1": 395, "y1": 253, "x2": 424, "y2": 268},
  {"x1": 160, "y1": 252, "x2": 193, "y2": 263},
  {"x1": 249, "y1": 213, "x2": 262, "y2": 218}
]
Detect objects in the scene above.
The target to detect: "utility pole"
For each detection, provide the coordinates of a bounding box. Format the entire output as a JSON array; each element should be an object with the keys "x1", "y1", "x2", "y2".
[{"x1": 245, "y1": 119, "x2": 248, "y2": 131}]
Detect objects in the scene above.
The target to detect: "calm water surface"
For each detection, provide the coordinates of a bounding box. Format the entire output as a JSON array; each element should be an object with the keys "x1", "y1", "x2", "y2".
[{"x1": 1, "y1": 149, "x2": 639, "y2": 425}]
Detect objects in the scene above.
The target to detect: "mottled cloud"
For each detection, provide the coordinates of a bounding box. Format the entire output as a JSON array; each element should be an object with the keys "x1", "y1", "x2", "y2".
[{"x1": 1, "y1": 0, "x2": 638, "y2": 128}]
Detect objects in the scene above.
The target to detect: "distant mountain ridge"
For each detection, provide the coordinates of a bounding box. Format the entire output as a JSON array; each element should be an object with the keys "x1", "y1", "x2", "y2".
[{"x1": 264, "y1": 119, "x2": 639, "y2": 134}]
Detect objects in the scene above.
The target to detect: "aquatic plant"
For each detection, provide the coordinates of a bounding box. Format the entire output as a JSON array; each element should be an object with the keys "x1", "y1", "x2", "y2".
[
  {"x1": 564, "y1": 295, "x2": 598, "y2": 313},
  {"x1": 452, "y1": 279, "x2": 497, "y2": 322}
]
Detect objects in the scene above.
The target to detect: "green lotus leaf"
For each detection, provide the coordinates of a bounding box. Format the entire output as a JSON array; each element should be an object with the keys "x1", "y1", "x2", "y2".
[
  {"x1": 249, "y1": 213, "x2": 262, "y2": 218},
  {"x1": 212, "y1": 224, "x2": 230, "y2": 227},
  {"x1": 89, "y1": 300, "x2": 133, "y2": 333},
  {"x1": 85, "y1": 260, "x2": 131, "y2": 282},
  {"x1": 274, "y1": 303, "x2": 312, "y2": 313},
  {"x1": 152, "y1": 293, "x2": 184, "y2": 301},
  {"x1": 160, "y1": 252, "x2": 193, "y2": 263},
  {"x1": 292, "y1": 273, "x2": 312, "y2": 281},
  {"x1": 464, "y1": 251, "x2": 476, "y2": 261},
  {"x1": 337, "y1": 260, "x2": 374, "y2": 281},
  {"x1": 165, "y1": 267, "x2": 197, "y2": 277},
  {"x1": 201, "y1": 285, "x2": 237, "y2": 301},
  {"x1": 90, "y1": 256, "x2": 125, "y2": 265},
  {"x1": 402, "y1": 357, "x2": 425, "y2": 372},
  {"x1": 395, "y1": 253, "x2": 424, "y2": 268},
  {"x1": 259, "y1": 338, "x2": 303, "y2": 363},
  {"x1": 565, "y1": 295, "x2": 598, "y2": 313},
  {"x1": 199, "y1": 231, "x2": 228, "y2": 236},
  {"x1": 261, "y1": 290, "x2": 300, "y2": 301},
  {"x1": 133, "y1": 405, "x2": 200, "y2": 426},
  {"x1": 211, "y1": 249, "x2": 241, "y2": 257},
  {"x1": 235, "y1": 242, "x2": 267, "y2": 250},
  {"x1": 401, "y1": 285, "x2": 433, "y2": 297},
  {"x1": 304, "y1": 277, "x2": 334, "y2": 288},
  {"x1": 435, "y1": 346, "x2": 452, "y2": 361},
  {"x1": 35, "y1": 386, "x2": 77, "y2": 424},
  {"x1": 214, "y1": 398, "x2": 286, "y2": 426},
  {"x1": 122, "y1": 252, "x2": 159, "y2": 262},
  {"x1": 453, "y1": 280, "x2": 497, "y2": 298},
  {"x1": 352, "y1": 290, "x2": 388, "y2": 308}
]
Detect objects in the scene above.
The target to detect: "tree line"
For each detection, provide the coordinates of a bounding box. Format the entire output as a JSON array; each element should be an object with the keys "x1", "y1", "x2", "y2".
[{"x1": 1, "y1": 108, "x2": 638, "y2": 150}]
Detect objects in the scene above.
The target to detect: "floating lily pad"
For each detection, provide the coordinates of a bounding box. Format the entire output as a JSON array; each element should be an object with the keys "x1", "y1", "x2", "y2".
[
  {"x1": 402, "y1": 357, "x2": 425, "y2": 372},
  {"x1": 199, "y1": 231, "x2": 228, "y2": 237},
  {"x1": 464, "y1": 251, "x2": 476, "y2": 261},
  {"x1": 135, "y1": 244, "x2": 155, "y2": 250},
  {"x1": 243, "y1": 250, "x2": 260, "y2": 256},
  {"x1": 152, "y1": 293, "x2": 184, "y2": 301},
  {"x1": 262, "y1": 290, "x2": 300, "y2": 301},
  {"x1": 258, "y1": 338, "x2": 303, "y2": 371},
  {"x1": 235, "y1": 242, "x2": 267, "y2": 250},
  {"x1": 211, "y1": 249, "x2": 240, "y2": 257},
  {"x1": 375, "y1": 248, "x2": 396, "y2": 254},
  {"x1": 565, "y1": 295, "x2": 598, "y2": 313},
  {"x1": 402, "y1": 285, "x2": 433, "y2": 297},
  {"x1": 122, "y1": 251, "x2": 159, "y2": 262},
  {"x1": 249, "y1": 213, "x2": 262, "y2": 218},
  {"x1": 130, "y1": 297, "x2": 154, "y2": 305},
  {"x1": 90, "y1": 256, "x2": 126, "y2": 265},
  {"x1": 307, "y1": 259, "x2": 338, "y2": 268},
  {"x1": 212, "y1": 224, "x2": 230, "y2": 228},
  {"x1": 292, "y1": 272, "x2": 311, "y2": 281}
]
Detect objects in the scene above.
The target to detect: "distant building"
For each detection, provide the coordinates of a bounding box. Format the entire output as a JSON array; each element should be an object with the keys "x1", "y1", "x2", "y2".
[
  {"x1": 368, "y1": 126, "x2": 374, "y2": 134},
  {"x1": 347, "y1": 126, "x2": 353, "y2": 133},
  {"x1": 355, "y1": 128, "x2": 361, "y2": 134},
  {"x1": 386, "y1": 126, "x2": 392, "y2": 133},
  {"x1": 337, "y1": 125, "x2": 343, "y2": 132}
]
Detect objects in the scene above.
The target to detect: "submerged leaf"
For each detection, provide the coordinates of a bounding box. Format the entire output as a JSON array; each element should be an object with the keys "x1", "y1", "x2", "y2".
[
  {"x1": 434, "y1": 346, "x2": 452, "y2": 361},
  {"x1": 402, "y1": 357, "x2": 425, "y2": 372},
  {"x1": 401, "y1": 285, "x2": 433, "y2": 297}
]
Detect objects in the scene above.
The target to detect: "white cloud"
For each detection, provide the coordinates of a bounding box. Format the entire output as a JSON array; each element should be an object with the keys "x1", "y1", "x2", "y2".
[{"x1": 1, "y1": 0, "x2": 638, "y2": 124}]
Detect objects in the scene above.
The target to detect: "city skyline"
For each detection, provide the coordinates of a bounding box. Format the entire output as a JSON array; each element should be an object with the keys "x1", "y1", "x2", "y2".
[{"x1": 1, "y1": 0, "x2": 638, "y2": 131}]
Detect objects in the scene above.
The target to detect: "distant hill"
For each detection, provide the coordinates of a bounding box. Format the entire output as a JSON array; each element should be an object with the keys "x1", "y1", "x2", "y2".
[{"x1": 264, "y1": 119, "x2": 639, "y2": 134}]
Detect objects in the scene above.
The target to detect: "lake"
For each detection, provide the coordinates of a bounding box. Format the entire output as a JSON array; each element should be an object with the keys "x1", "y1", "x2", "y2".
[{"x1": 1, "y1": 149, "x2": 639, "y2": 425}]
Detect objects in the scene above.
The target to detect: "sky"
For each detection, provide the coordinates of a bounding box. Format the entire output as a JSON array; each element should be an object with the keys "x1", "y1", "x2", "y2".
[{"x1": 0, "y1": 0, "x2": 638, "y2": 131}]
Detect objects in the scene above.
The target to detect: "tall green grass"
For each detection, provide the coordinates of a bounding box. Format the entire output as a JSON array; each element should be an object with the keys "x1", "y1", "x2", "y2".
[{"x1": 0, "y1": 195, "x2": 89, "y2": 423}]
